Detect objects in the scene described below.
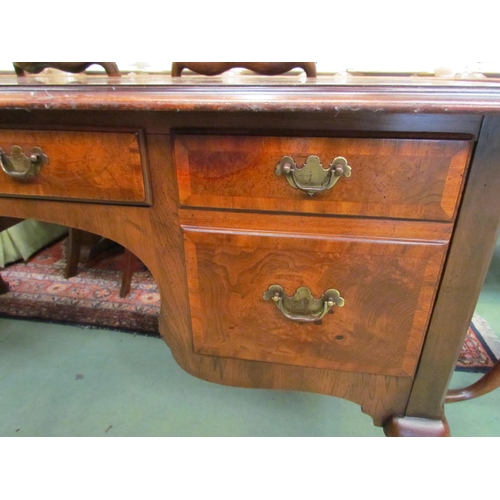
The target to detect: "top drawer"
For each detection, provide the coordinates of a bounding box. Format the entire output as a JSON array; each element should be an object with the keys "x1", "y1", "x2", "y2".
[
  {"x1": 174, "y1": 135, "x2": 472, "y2": 221},
  {"x1": 0, "y1": 129, "x2": 150, "y2": 204}
]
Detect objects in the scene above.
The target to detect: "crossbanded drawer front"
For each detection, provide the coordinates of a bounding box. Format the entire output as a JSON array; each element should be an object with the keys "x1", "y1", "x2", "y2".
[
  {"x1": 0, "y1": 129, "x2": 149, "y2": 204},
  {"x1": 174, "y1": 135, "x2": 471, "y2": 221},
  {"x1": 182, "y1": 221, "x2": 450, "y2": 377}
]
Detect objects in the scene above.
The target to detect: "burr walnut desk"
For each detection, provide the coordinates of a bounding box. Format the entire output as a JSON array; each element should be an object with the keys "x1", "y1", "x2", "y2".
[{"x1": 1, "y1": 73, "x2": 499, "y2": 436}]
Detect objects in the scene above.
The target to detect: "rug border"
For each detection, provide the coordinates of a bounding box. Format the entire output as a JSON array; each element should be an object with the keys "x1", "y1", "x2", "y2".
[
  {"x1": 454, "y1": 314, "x2": 499, "y2": 373},
  {"x1": 0, "y1": 311, "x2": 162, "y2": 339},
  {"x1": 471, "y1": 313, "x2": 500, "y2": 360}
]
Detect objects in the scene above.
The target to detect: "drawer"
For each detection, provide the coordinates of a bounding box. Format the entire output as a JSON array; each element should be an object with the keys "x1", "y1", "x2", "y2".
[
  {"x1": 174, "y1": 135, "x2": 472, "y2": 221},
  {"x1": 0, "y1": 129, "x2": 150, "y2": 204},
  {"x1": 182, "y1": 217, "x2": 451, "y2": 377}
]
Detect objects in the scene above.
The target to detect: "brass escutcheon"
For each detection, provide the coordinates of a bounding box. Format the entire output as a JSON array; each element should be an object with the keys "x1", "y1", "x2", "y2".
[
  {"x1": 275, "y1": 155, "x2": 351, "y2": 196},
  {"x1": 263, "y1": 284, "x2": 344, "y2": 323},
  {"x1": 0, "y1": 145, "x2": 49, "y2": 181}
]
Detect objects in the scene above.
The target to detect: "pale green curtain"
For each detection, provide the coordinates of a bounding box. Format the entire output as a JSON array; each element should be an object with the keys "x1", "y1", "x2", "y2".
[{"x1": 0, "y1": 220, "x2": 68, "y2": 267}]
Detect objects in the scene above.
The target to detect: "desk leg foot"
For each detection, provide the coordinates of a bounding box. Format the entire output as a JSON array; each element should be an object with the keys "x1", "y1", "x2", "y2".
[{"x1": 383, "y1": 416, "x2": 450, "y2": 437}]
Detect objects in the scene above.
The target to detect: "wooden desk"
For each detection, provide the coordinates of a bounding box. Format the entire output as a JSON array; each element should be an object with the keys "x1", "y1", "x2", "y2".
[{"x1": 1, "y1": 73, "x2": 500, "y2": 436}]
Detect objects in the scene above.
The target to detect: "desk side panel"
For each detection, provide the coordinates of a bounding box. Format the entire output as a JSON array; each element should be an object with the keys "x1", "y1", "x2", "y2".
[{"x1": 407, "y1": 115, "x2": 500, "y2": 420}]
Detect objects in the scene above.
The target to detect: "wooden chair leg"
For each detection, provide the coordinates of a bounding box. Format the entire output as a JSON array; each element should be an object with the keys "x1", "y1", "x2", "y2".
[
  {"x1": 0, "y1": 274, "x2": 9, "y2": 294},
  {"x1": 66, "y1": 228, "x2": 137, "y2": 298},
  {"x1": 119, "y1": 249, "x2": 135, "y2": 298},
  {"x1": 446, "y1": 359, "x2": 500, "y2": 403},
  {"x1": 65, "y1": 228, "x2": 115, "y2": 278},
  {"x1": 0, "y1": 216, "x2": 24, "y2": 294},
  {"x1": 65, "y1": 228, "x2": 84, "y2": 279}
]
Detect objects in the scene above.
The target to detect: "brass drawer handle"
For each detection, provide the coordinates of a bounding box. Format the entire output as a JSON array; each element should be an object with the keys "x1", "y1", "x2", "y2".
[
  {"x1": 0, "y1": 145, "x2": 49, "y2": 181},
  {"x1": 263, "y1": 284, "x2": 344, "y2": 323},
  {"x1": 275, "y1": 155, "x2": 351, "y2": 196}
]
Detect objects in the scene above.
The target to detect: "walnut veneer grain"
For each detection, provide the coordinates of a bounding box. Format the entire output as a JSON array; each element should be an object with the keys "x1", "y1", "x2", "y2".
[
  {"x1": 175, "y1": 135, "x2": 471, "y2": 221},
  {"x1": 184, "y1": 224, "x2": 448, "y2": 376},
  {"x1": 0, "y1": 129, "x2": 149, "y2": 204}
]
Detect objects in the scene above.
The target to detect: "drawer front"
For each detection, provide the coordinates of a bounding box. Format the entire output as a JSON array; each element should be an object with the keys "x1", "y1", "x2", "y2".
[
  {"x1": 0, "y1": 129, "x2": 149, "y2": 204},
  {"x1": 175, "y1": 135, "x2": 471, "y2": 221},
  {"x1": 183, "y1": 221, "x2": 450, "y2": 377}
]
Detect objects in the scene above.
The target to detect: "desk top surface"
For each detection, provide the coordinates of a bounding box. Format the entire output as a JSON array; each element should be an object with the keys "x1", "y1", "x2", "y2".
[{"x1": 2, "y1": 73, "x2": 500, "y2": 113}]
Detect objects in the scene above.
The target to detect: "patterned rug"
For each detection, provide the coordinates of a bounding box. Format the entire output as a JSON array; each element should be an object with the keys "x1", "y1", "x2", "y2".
[
  {"x1": 0, "y1": 237, "x2": 498, "y2": 372},
  {"x1": 0, "y1": 237, "x2": 160, "y2": 336},
  {"x1": 456, "y1": 314, "x2": 500, "y2": 373}
]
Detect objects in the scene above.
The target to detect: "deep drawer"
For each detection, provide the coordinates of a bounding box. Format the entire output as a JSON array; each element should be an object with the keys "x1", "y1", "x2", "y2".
[
  {"x1": 0, "y1": 129, "x2": 150, "y2": 204},
  {"x1": 174, "y1": 134, "x2": 471, "y2": 221},
  {"x1": 182, "y1": 216, "x2": 451, "y2": 377}
]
